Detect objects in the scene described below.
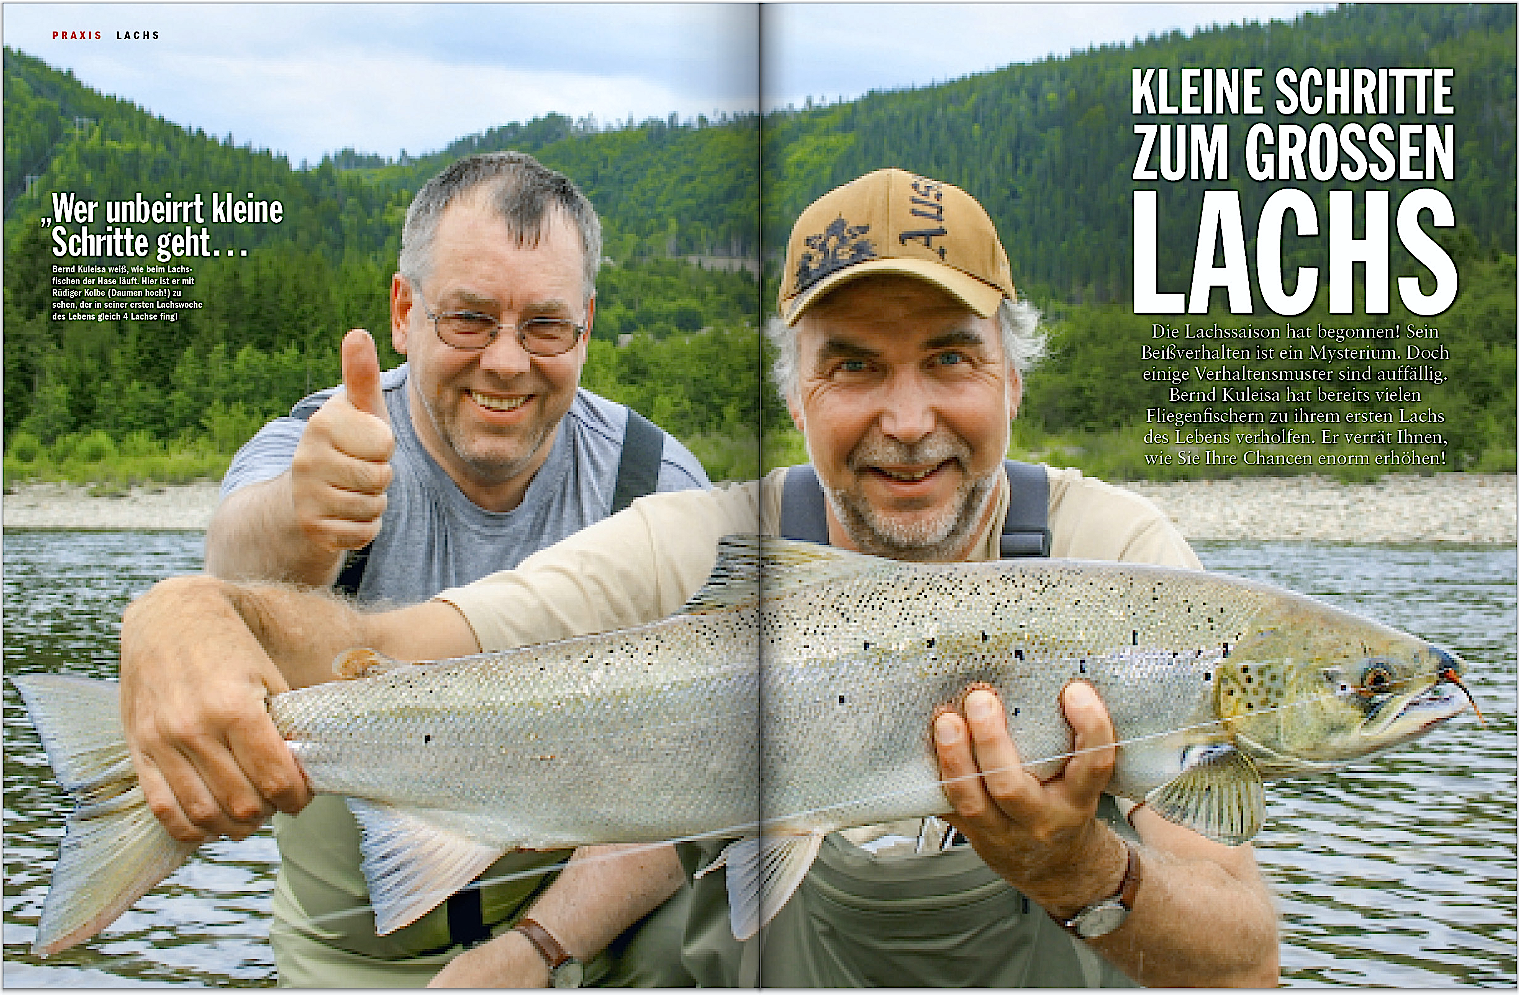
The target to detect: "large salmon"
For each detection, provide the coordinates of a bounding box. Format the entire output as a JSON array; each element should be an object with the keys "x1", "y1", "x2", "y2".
[{"x1": 13, "y1": 536, "x2": 1476, "y2": 954}]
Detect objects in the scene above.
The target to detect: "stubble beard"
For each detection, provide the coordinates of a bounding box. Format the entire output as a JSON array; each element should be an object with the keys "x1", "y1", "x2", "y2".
[
  {"x1": 820, "y1": 432, "x2": 1000, "y2": 562},
  {"x1": 417, "y1": 387, "x2": 553, "y2": 486}
]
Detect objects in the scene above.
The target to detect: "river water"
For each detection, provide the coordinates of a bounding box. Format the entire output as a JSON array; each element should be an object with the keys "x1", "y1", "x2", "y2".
[{"x1": 3, "y1": 531, "x2": 1514, "y2": 987}]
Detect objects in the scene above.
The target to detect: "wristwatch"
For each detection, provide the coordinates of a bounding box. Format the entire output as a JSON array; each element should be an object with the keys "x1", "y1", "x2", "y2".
[
  {"x1": 513, "y1": 917, "x2": 585, "y2": 988},
  {"x1": 1054, "y1": 842, "x2": 1142, "y2": 940}
]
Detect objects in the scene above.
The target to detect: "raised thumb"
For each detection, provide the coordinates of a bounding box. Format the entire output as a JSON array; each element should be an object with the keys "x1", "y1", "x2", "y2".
[{"x1": 341, "y1": 329, "x2": 387, "y2": 422}]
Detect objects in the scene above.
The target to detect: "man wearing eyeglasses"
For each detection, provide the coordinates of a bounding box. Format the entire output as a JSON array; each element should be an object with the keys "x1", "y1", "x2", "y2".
[{"x1": 173, "y1": 152, "x2": 709, "y2": 986}]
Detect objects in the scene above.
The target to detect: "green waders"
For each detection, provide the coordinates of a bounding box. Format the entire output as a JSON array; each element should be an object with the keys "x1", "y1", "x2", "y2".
[{"x1": 674, "y1": 798, "x2": 1140, "y2": 988}]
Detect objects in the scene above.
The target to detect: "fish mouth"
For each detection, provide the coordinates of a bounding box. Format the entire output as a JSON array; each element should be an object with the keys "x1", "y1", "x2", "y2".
[{"x1": 1365, "y1": 678, "x2": 1475, "y2": 742}]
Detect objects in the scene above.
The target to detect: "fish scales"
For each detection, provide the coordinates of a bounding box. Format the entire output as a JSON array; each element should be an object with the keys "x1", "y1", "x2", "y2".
[
  {"x1": 272, "y1": 609, "x2": 761, "y2": 847},
  {"x1": 758, "y1": 558, "x2": 1269, "y2": 831},
  {"x1": 13, "y1": 535, "x2": 1475, "y2": 954}
]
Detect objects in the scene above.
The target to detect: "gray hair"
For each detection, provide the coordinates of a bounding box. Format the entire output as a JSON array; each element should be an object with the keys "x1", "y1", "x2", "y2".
[
  {"x1": 765, "y1": 295, "x2": 1046, "y2": 403},
  {"x1": 397, "y1": 152, "x2": 602, "y2": 299}
]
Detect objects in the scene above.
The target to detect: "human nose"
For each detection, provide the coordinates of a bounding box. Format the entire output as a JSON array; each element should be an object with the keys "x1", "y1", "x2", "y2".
[
  {"x1": 876, "y1": 371, "x2": 936, "y2": 444},
  {"x1": 475, "y1": 324, "x2": 533, "y2": 377}
]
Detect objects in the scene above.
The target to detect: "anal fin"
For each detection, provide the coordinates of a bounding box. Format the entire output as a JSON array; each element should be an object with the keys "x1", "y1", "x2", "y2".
[
  {"x1": 695, "y1": 832, "x2": 825, "y2": 942},
  {"x1": 346, "y1": 799, "x2": 504, "y2": 935},
  {"x1": 1145, "y1": 744, "x2": 1265, "y2": 845}
]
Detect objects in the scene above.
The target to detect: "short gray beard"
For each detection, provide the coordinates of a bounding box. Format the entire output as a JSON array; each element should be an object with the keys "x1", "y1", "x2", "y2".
[
  {"x1": 818, "y1": 433, "x2": 1000, "y2": 562},
  {"x1": 416, "y1": 387, "x2": 551, "y2": 485}
]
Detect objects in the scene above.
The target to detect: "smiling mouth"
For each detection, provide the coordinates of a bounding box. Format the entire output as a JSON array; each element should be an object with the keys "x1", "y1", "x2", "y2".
[
  {"x1": 869, "y1": 461, "x2": 951, "y2": 483},
  {"x1": 469, "y1": 389, "x2": 531, "y2": 413}
]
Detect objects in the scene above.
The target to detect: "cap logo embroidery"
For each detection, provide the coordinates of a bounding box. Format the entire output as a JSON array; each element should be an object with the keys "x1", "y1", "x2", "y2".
[
  {"x1": 899, "y1": 178, "x2": 948, "y2": 259},
  {"x1": 795, "y1": 216, "x2": 876, "y2": 292}
]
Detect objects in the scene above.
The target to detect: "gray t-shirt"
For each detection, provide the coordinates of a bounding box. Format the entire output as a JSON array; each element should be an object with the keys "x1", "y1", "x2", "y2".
[{"x1": 222, "y1": 364, "x2": 710, "y2": 605}]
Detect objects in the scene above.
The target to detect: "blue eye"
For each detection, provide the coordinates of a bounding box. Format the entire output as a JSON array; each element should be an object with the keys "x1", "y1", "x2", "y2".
[{"x1": 935, "y1": 351, "x2": 968, "y2": 366}]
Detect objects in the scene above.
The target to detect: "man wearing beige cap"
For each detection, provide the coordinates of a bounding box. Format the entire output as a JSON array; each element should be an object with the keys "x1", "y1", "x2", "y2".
[{"x1": 120, "y1": 168, "x2": 1278, "y2": 986}]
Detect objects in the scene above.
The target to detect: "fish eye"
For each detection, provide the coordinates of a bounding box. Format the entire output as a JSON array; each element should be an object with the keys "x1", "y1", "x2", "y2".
[{"x1": 1359, "y1": 662, "x2": 1394, "y2": 695}]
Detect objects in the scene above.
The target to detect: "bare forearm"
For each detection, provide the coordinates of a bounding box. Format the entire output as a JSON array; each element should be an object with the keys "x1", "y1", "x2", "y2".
[
  {"x1": 127, "y1": 575, "x2": 364, "y2": 690},
  {"x1": 428, "y1": 844, "x2": 684, "y2": 987},
  {"x1": 205, "y1": 475, "x2": 345, "y2": 586},
  {"x1": 526, "y1": 844, "x2": 685, "y2": 958},
  {"x1": 1086, "y1": 815, "x2": 1279, "y2": 987}
]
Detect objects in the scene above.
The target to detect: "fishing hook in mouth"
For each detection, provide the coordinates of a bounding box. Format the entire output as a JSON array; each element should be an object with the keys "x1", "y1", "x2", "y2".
[{"x1": 1438, "y1": 667, "x2": 1485, "y2": 726}]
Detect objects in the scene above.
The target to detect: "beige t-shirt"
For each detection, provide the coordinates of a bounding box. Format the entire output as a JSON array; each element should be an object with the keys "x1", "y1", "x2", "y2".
[{"x1": 440, "y1": 464, "x2": 1199, "y2": 650}]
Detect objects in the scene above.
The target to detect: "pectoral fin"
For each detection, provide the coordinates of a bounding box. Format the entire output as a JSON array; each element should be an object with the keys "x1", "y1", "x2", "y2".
[
  {"x1": 1144, "y1": 745, "x2": 1265, "y2": 846},
  {"x1": 694, "y1": 832, "x2": 825, "y2": 941},
  {"x1": 346, "y1": 799, "x2": 505, "y2": 935}
]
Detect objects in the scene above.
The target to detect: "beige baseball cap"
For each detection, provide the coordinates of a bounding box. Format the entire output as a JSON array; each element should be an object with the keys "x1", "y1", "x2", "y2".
[{"x1": 778, "y1": 168, "x2": 1015, "y2": 325}]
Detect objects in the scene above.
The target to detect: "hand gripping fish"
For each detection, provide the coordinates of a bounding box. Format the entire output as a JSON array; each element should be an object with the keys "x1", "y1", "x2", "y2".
[{"x1": 14, "y1": 536, "x2": 1479, "y2": 955}]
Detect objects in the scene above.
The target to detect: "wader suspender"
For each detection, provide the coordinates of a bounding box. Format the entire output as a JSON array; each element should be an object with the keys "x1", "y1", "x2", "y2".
[
  {"x1": 779, "y1": 460, "x2": 1052, "y2": 558},
  {"x1": 324, "y1": 406, "x2": 663, "y2": 950}
]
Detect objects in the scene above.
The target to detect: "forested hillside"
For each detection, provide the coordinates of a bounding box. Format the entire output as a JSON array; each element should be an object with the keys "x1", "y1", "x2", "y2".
[{"x1": 5, "y1": 3, "x2": 1512, "y2": 486}]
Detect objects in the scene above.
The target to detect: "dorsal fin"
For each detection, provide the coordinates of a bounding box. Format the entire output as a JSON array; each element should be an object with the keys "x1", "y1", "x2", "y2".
[{"x1": 678, "y1": 535, "x2": 879, "y2": 615}]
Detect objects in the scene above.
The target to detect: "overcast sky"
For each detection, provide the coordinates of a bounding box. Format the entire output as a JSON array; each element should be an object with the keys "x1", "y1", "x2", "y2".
[{"x1": 4, "y1": 3, "x2": 1328, "y2": 165}]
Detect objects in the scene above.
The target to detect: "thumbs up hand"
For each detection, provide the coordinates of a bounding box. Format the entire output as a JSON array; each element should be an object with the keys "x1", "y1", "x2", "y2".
[{"x1": 290, "y1": 329, "x2": 396, "y2": 554}]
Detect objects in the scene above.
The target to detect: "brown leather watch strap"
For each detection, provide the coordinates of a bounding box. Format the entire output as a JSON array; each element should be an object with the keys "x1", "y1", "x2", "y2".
[
  {"x1": 514, "y1": 917, "x2": 571, "y2": 969},
  {"x1": 1116, "y1": 842, "x2": 1142, "y2": 908},
  {"x1": 1052, "y1": 841, "x2": 1143, "y2": 935}
]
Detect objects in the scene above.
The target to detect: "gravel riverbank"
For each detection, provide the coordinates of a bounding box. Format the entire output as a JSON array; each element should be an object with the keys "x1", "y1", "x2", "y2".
[{"x1": 3, "y1": 473, "x2": 1514, "y2": 543}]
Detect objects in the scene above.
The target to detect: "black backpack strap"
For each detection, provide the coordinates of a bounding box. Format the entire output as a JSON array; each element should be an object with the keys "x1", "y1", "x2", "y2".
[
  {"x1": 611, "y1": 408, "x2": 665, "y2": 514},
  {"x1": 1000, "y1": 460, "x2": 1052, "y2": 558},
  {"x1": 779, "y1": 465, "x2": 830, "y2": 542}
]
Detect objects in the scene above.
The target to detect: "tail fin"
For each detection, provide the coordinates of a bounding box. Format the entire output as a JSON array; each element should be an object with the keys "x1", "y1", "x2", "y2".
[{"x1": 10, "y1": 674, "x2": 196, "y2": 956}]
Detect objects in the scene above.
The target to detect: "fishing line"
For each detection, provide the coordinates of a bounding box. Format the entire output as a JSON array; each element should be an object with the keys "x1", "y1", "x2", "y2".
[{"x1": 302, "y1": 685, "x2": 1437, "y2": 931}]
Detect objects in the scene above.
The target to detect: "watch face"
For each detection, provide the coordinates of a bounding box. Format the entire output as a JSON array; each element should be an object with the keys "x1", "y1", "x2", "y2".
[
  {"x1": 1073, "y1": 900, "x2": 1129, "y2": 939},
  {"x1": 551, "y1": 960, "x2": 585, "y2": 989}
]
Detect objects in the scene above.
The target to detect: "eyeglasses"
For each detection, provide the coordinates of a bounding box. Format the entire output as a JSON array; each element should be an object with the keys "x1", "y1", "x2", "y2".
[{"x1": 417, "y1": 293, "x2": 586, "y2": 356}]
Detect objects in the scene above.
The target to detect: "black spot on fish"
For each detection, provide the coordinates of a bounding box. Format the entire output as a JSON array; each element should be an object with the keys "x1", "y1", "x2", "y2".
[
  {"x1": 424, "y1": 734, "x2": 432, "y2": 744},
  {"x1": 1015, "y1": 649, "x2": 1024, "y2": 661},
  {"x1": 1132, "y1": 630, "x2": 1139, "y2": 646},
  {"x1": 1203, "y1": 672, "x2": 1212, "y2": 681},
  {"x1": 1223, "y1": 642, "x2": 1231, "y2": 658},
  {"x1": 927, "y1": 638, "x2": 936, "y2": 649},
  {"x1": 1012, "y1": 707, "x2": 1021, "y2": 717},
  {"x1": 838, "y1": 695, "x2": 846, "y2": 705},
  {"x1": 981, "y1": 631, "x2": 989, "y2": 642},
  {"x1": 1079, "y1": 660, "x2": 1087, "y2": 674}
]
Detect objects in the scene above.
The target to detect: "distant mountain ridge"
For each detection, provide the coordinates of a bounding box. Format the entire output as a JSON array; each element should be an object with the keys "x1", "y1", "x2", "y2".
[{"x1": 8, "y1": 4, "x2": 1513, "y2": 295}]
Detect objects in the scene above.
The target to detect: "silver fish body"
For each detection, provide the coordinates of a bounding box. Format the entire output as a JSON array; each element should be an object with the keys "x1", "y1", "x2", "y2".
[{"x1": 14, "y1": 536, "x2": 1474, "y2": 954}]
